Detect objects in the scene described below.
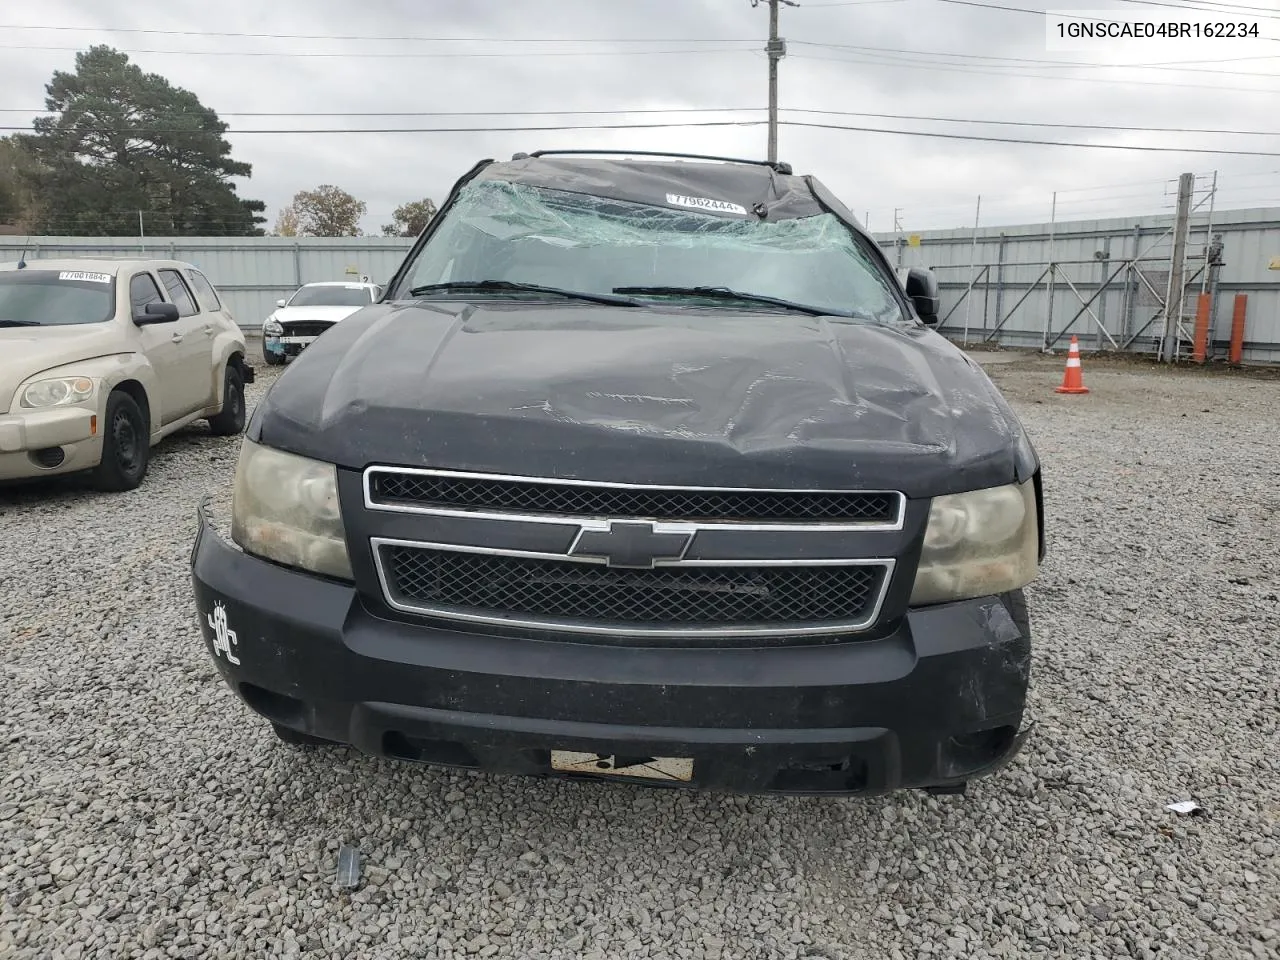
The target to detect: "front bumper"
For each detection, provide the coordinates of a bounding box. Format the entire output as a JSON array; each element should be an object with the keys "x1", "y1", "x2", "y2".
[
  {"x1": 265, "y1": 328, "x2": 331, "y2": 361},
  {"x1": 0, "y1": 407, "x2": 102, "y2": 480},
  {"x1": 190, "y1": 503, "x2": 1033, "y2": 796}
]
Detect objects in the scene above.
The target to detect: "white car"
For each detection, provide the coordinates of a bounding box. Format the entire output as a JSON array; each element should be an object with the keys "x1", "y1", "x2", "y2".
[
  {"x1": 261, "y1": 281, "x2": 382, "y2": 365},
  {"x1": 0, "y1": 258, "x2": 253, "y2": 490}
]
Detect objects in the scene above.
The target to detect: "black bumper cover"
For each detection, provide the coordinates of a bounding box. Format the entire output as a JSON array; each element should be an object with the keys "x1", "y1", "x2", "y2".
[{"x1": 190, "y1": 507, "x2": 1032, "y2": 796}]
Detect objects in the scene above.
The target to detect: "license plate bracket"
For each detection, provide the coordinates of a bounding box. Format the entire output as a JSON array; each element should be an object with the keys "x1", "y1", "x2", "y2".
[{"x1": 550, "y1": 750, "x2": 694, "y2": 782}]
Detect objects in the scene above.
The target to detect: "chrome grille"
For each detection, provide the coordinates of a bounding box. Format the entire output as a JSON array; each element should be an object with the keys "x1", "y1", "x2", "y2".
[
  {"x1": 379, "y1": 544, "x2": 888, "y2": 635},
  {"x1": 367, "y1": 469, "x2": 901, "y2": 526}
]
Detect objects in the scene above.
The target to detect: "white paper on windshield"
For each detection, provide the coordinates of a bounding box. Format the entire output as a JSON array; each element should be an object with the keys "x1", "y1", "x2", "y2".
[
  {"x1": 58, "y1": 271, "x2": 112, "y2": 283},
  {"x1": 665, "y1": 194, "x2": 748, "y2": 216}
]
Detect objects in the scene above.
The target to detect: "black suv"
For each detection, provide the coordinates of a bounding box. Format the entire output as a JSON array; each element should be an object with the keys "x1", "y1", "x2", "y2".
[{"x1": 191, "y1": 150, "x2": 1045, "y2": 796}]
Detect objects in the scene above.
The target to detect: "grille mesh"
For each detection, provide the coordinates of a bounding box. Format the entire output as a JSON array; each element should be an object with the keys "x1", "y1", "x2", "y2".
[
  {"x1": 370, "y1": 472, "x2": 898, "y2": 524},
  {"x1": 382, "y1": 546, "x2": 884, "y2": 629},
  {"x1": 280, "y1": 320, "x2": 335, "y2": 338}
]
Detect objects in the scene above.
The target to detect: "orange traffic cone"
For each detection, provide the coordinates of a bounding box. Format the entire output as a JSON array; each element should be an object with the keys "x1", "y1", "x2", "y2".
[{"x1": 1055, "y1": 335, "x2": 1090, "y2": 394}]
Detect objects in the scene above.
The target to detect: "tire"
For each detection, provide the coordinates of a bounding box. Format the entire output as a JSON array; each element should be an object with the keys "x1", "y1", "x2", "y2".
[
  {"x1": 271, "y1": 722, "x2": 335, "y2": 747},
  {"x1": 207, "y1": 365, "x2": 245, "y2": 436},
  {"x1": 263, "y1": 345, "x2": 284, "y2": 366},
  {"x1": 88, "y1": 391, "x2": 150, "y2": 492}
]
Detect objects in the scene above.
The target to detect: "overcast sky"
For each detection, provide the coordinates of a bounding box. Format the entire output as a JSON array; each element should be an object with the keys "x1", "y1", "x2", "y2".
[{"x1": 2, "y1": 0, "x2": 1278, "y2": 236}]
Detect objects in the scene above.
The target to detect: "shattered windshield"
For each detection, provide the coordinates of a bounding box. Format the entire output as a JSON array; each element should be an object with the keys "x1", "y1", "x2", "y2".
[{"x1": 399, "y1": 179, "x2": 907, "y2": 323}]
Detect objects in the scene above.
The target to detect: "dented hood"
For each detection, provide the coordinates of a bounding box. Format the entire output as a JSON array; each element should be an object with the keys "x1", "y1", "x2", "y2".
[{"x1": 251, "y1": 301, "x2": 1034, "y2": 498}]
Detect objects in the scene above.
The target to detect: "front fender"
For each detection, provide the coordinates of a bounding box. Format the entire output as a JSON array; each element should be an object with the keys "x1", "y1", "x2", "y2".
[{"x1": 12, "y1": 354, "x2": 161, "y2": 433}]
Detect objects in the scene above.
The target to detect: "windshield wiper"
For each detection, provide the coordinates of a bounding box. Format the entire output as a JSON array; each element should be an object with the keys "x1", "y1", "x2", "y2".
[
  {"x1": 0, "y1": 319, "x2": 40, "y2": 327},
  {"x1": 409, "y1": 280, "x2": 639, "y2": 307},
  {"x1": 612, "y1": 285, "x2": 845, "y2": 318}
]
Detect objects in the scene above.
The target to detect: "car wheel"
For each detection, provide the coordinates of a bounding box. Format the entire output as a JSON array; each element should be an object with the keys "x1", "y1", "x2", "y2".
[
  {"x1": 271, "y1": 722, "x2": 335, "y2": 747},
  {"x1": 89, "y1": 391, "x2": 150, "y2": 492},
  {"x1": 263, "y1": 346, "x2": 284, "y2": 366},
  {"x1": 207, "y1": 365, "x2": 245, "y2": 436}
]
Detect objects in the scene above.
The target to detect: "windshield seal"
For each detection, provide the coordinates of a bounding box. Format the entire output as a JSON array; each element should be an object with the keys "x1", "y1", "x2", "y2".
[{"x1": 390, "y1": 179, "x2": 910, "y2": 325}]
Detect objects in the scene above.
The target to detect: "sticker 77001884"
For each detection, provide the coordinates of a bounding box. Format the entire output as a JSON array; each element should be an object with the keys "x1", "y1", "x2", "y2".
[
  {"x1": 665, "y1": 194, "x2": 748, "y2": 216},
  {"x1": 58, "y1": 271, "x2": 112, "y2": 283}
]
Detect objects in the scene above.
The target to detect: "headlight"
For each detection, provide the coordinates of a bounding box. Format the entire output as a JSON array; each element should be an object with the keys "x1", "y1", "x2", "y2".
[
  {"x1": 263, "y1": 318, "x2": 283, "y2": 336},
  {"x1": 21, "y1": 377, "x2": 97, "y2": 408},
  {"x1": 230, "y1": 437, "x2": 353, "y2": 580},
  {"x1": 910, "y1": 479, "x2": 1038, "y2": 606}
]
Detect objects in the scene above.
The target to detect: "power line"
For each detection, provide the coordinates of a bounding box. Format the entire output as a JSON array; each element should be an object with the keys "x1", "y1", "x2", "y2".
[
  {"x1": 787, "y1": 108, "x2": 1280, "y2": 138},
  {"x1": 0, "y1": 43, "x2": 758, "y2": 59},
  {"x1": 791, "y1": 52, "x2": 1280, "y2": 94},
  {"x1": 791, "y1": 40, "x2": 1280, "y2": 76},
  {"x1": 783, "y1": 119, "x2": 1280, "y2": 156},
  {"x1": 0, "y1": 119, "x2": 769, "y2": 134},
  {"x1": 7, "y1": 116, "x2": 1280, "y2": 156},
  {"x1": 0, "y1": 24, "x2": 761, "y2": 43},
  {"x1": 1104, "y1": 0, "x2": 1280, "y2": 18},
  {"x1": 8, "y1": 105, "x2": 1280, "y2": 145},
  {"x1": 929, "y1": 0, "x2": 1121, "y2": 19},
  {"x1": 2, "y1": 106, "x2": 764, "y2": 117},
  {"x1": 7, "y1": 105, "x2": 1279, "y2": 138},
  {"x1": 931, "y1": 0, "x2": 1280, "y2": 33}
]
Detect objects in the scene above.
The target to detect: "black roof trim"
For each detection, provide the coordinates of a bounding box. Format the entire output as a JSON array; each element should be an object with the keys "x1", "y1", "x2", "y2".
[{"x1": 515, "y1": 149, "x2": 793, "y2": 176}]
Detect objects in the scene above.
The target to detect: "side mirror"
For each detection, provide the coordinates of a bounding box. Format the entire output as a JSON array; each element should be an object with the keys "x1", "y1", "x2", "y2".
[
  {"x1": 276, "y1": 299, "x2": 287, "y2": 308},
  {"x1": 905, "y1": 267, "x2": 940, "y2": 325},
  {"x1": 133, "y1": 301, "x2": 180, "y2": 325}
]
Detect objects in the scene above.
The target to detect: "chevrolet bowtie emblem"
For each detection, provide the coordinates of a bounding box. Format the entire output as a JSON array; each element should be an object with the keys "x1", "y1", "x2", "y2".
[{"x1": 568, "y1": 520, "x2": 694, "y2": 569}]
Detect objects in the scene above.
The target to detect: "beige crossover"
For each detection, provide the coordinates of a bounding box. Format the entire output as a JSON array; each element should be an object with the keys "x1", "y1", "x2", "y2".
[{"x1": 0, "y1": 258, "x2": 255, "y2": 490}]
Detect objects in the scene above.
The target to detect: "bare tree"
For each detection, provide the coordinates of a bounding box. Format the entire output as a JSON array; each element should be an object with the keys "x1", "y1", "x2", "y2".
[{"x1": 277, "y1": 184, "x2": 367, "y2": 237}]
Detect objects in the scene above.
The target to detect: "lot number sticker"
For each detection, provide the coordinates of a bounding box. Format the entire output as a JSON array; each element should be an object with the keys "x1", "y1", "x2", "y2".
[
  {"x1": 58, "y1": 271, "x2": 112, "y2": 283},
  {"x1": 665, "y1": 194, "x2": 748, "y2": 216}
]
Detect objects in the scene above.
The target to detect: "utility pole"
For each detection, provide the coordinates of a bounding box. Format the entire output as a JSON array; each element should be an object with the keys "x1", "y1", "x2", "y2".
[
  {"x1": 753, "y1": 0, "x2": 795, "y2": 163},
  {"x1": 1160, "y1": 171, "x2": 1195, "y2": 363}
]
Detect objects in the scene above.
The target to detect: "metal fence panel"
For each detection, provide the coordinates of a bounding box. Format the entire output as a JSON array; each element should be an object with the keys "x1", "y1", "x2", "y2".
[
  {"x1": 874, "y1": 207, "x2": 1280, "y2": 363},
  {"x1": 2, "y1": 212, "x2": 1277, "y2": 361}
]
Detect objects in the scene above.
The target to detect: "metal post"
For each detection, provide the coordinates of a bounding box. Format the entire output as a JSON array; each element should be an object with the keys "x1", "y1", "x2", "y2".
[
  {"x1": 1122, "y1": 224, "x2": 1140, "y2": 344},
  {"x1": 893, "y1": 208, "x2": 903, "y2": 269},
  {"x1": 993, "y1": 232, "x2": 1006, "y2": 340},
  {"x1": 1207, "y1": 233, "x2": 1223, "y2": 359},
  {"x1": 982, "y1": 256, "x2": 992, "y2": 336},
  {"x1": 293, "y1": 242, "x2": 302, "y2": 287},
  {"x1": 1096, "y1": 237, "x2": 1110, "y2": 351},
  {"x1": 1042, "y1": 192, "x2": 1057, "y2": 351},
  {"x1": 1199, "y1": 170, "x2": 1217, "y2": 297},
  {"x1": 1160, "y1": 171, "x2": 1194, "y2": 362},
  {"x1": 138, "y1": 211, "x2": 146, "y2": 255},
  {"x1": 961, "y1": 194, "x2": 981, "y2": 346}
]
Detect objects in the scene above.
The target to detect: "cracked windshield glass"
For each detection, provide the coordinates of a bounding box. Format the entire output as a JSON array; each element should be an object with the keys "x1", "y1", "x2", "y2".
[{"x1": 404, "y1": 179, "x2": 906, "y2": 322}]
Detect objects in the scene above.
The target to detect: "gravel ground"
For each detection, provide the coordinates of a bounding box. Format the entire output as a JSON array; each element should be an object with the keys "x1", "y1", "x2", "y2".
[{"x1": 1, "y1": 352, "x2": 1277, "y2": 960}]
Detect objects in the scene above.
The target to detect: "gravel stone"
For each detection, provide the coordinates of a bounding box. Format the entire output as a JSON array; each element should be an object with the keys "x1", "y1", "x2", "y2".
[{"x1": 2, "y1": 352, "x2": 1279, "y2": 959}]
